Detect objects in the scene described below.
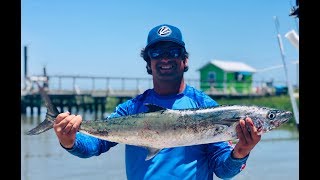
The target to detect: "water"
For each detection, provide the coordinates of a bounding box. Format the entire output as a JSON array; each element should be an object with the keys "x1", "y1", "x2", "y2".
[
  {"x1": 220, "y1": 131, "x2": 299, "y2": 180},
  {"x1": 21, "y1": 110, "x2": 299, "y2": 180}
]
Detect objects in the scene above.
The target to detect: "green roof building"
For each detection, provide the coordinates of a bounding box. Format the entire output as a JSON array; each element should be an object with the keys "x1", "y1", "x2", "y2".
[{"x1": 198, "y1": 60, "x2": 257, "y2": 94}]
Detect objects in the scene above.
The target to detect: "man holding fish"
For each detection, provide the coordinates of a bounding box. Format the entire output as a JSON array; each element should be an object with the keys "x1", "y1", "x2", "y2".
[{"x1": 54, "y1": 24, "x2": 262, "y2": 180}]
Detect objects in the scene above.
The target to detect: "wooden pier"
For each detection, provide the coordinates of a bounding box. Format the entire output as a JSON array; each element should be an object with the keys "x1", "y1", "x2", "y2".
[{"x1": 21, "y1": 89, "x2": 140, "y2": 119}]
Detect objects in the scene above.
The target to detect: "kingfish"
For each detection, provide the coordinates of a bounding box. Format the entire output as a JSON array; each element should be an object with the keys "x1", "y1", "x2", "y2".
[{"x1": 27, "y1": 85, "x2": 292, "y2": 160}]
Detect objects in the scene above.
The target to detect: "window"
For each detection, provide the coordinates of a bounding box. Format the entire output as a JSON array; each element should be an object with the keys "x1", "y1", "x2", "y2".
[
  {"x1": 208, "y1": 72, "x2": 216, "y2": 83},
  {"x1": 235, "y1": 72, "x2": 245, "y2": 81}
]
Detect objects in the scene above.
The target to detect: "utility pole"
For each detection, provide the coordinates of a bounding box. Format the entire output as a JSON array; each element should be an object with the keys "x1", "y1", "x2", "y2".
[
  {"x1": 273, "y1": 16, "x2": 299, "y2": 131},
  {"x1": 24, "y1": 46, "x2": 28, "y2": 89}
]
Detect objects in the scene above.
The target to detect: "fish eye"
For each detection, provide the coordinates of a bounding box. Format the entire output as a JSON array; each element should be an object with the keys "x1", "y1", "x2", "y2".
[{"x1": 267, "y1": 111, "x2": 276, "y2": 120}]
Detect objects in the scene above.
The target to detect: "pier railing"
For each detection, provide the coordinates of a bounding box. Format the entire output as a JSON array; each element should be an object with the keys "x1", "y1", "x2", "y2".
[
  {"x1": 22, "y1": 75, "x2": 201, "y2": 97},
  {"x1": 22, "y1": 74, "x2": 290, "y2": 97}
]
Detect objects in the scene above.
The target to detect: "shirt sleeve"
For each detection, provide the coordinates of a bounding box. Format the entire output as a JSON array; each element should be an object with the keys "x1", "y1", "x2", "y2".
[
  {"x1": 207, "y1": 142, "x2": 249, "y2": 179},
  {"x1": 61, "y1": 101, "x2": 133, "y2": 158},
  {"x1": 63, "y1": 132, "x2": 118, "y2": 158}
]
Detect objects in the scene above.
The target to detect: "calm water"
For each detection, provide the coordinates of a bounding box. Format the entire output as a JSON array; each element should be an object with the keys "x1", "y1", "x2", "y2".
[{"x1": 21, "y1": 109, "x2": 299, "y2": 180}]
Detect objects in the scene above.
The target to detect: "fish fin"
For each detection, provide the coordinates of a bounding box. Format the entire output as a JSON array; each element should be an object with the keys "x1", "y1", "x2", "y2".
[
  {"x1": 26, "y1": 118, "x2": 54, "y2": 135},
  {"x1": 144, "y1": 103, "x2": 167, "y2": 113},
  {"x1": 26, "y1": 83, "x2": 60, "y2": 135},
  {"x1": 36, "y1": 82, "x2": 60, "y2": 116},
  {"x1": 145, "y1": 147, "x2": 162, "y2": 161}
]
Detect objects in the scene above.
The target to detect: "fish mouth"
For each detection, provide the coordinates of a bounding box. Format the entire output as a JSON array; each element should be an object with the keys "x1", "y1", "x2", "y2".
[
  {"x1": 281, "y1": 111, "x2": 293, "y2": 124},
  {"x1": 271, "y1": 119, "x2": 288, "y2": 127}
]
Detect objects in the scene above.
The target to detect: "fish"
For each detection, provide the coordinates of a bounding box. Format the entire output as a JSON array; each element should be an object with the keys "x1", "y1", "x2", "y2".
[{"x1": 26, "y1": 84, "x2": 293, "y2": 160}]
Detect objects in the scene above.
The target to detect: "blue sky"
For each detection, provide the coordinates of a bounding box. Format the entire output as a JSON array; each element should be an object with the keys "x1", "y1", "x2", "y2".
[{"x1": 21, "y1": 0, "x2": 299, "y2": 89}]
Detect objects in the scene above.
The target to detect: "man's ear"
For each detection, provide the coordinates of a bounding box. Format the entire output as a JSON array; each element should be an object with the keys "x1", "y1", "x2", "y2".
[
  {"x1": 183, "y1": 58, "x2": 189, "y2": 72},
  {"x1": 183, "y1": 58, "x2": 188, "y2": 66}
]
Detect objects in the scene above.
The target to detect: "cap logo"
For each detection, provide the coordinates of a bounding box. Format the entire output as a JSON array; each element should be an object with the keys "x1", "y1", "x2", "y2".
[{"x1": 157, "y1": 26, "x2": 172, "y2": 37}]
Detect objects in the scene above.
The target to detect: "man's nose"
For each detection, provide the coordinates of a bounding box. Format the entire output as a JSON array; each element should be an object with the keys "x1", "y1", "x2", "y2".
[
  {"x1": 159, "y1": 53, "x2": 172, "y2": 61},
  {"x1": 159, "y1": 57, "x2": 170, "y2": 62}
]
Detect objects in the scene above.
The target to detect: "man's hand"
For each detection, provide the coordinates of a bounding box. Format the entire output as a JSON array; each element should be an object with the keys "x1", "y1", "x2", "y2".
[
  {"x1": 232, "y1": 117, "x2": 261, "y2": 159},
  {"x1": 53, "y1": 112, "x2": 82, "y2": 149}
]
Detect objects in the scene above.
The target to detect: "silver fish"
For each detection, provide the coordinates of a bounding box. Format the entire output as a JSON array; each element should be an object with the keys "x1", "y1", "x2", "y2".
[{"x1": 27, "y1": 85, "x2": 293, "y2": 160}]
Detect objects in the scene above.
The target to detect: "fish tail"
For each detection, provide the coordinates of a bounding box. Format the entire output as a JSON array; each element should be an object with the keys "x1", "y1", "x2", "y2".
[
  {"x1": 26, "y1": 117, "x2": 55, "y2": 135},
  {"x1": 26, "y1": 83, "x2": 61, "y2": 135}
]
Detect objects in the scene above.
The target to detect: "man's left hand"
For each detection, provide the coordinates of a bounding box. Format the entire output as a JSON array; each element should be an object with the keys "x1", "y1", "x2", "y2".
[{"x1": 232, "y1": 117, "x2": 261, "y2": 159}]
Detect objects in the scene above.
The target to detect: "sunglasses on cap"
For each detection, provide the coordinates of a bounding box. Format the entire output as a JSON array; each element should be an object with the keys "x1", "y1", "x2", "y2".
[{"x1": 148, "y1": 47, "x2": 185, "y2": 60}]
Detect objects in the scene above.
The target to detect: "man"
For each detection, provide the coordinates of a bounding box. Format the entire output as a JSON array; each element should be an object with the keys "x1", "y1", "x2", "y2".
[{"x1": 54, "y1": 24, "x2": 261, "y2": 179}]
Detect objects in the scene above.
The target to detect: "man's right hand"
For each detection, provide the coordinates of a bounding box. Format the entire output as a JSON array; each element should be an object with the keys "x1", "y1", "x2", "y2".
[{"x1": 53, "y1": 112, "x2": 82, "y2": 149}]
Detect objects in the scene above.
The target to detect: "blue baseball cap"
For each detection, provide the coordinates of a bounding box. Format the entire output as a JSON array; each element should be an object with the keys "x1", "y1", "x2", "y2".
[{"x1": 145, "y1": 24, "x2": 185, "y2": 50}]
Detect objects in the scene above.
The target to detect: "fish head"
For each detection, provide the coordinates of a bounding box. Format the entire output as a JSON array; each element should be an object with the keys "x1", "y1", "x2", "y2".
[{"x1": 250, "y1": 107, "x2": 293, "y2": 134}]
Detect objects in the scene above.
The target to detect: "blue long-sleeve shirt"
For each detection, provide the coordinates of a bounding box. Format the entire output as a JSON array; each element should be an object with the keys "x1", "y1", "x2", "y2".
[{"x1": 64, "y1": 85, "x2": 248, "y2": 179}]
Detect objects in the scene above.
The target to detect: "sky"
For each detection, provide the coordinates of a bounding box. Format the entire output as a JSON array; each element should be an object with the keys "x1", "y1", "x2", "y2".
[{"x1": 21, "y1": 0, "x2": 299, "y2": 90}]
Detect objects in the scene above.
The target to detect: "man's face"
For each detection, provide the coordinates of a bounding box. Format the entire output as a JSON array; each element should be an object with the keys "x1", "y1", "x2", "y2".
[{"x1": 148, "y1": 42, "x2": 187, "y2": 81}]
